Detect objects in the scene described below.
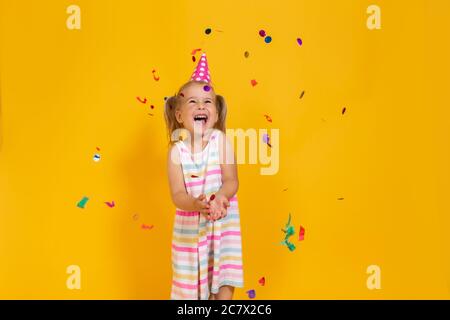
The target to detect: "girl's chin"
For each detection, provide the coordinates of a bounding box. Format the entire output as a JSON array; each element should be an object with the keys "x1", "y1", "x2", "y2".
[{"x1": 192, "y1": 121, "x2": 210, "y2": 133}]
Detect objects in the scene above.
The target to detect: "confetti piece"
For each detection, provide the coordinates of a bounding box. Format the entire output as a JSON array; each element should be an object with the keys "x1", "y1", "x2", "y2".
[
  {"x1": 342, "y1": 107, "x2": 346, "y2": 115},
  {"x1": 337, "y1": 197, "x2": 344, "y2": 200},
  {"x1": 203, "y1": 85, "x2": 211, "y2": 92},
  {"x1": 283, "y1": 188, "x2": 288, "y2": 192},
  {"x1": 96, "y1": 147, "x2": 100, "y2": 151},
  {"x1": 148, "y1": 113, "x2": 154, "y2": 116},
  {"x1": 150, "y1": 105, "x2": 154, "y2": 109},
  {"x1": 297, "y1": 38, "x2": 303, "y2": 46},
  {"x1": 192, "y1": 56, "x2": 196, "y2": 62},
  {"x1": 262, "y1": 134, "x2": 272, "y2": 148},
  {"x1": 136, "y1": 97, "x2": 147, "y2": 104},
  {"x1": 93, "y1": 154, "x2": 101, "y2": 162},
  {"x1": 77, "y1": 196, "x2": 89, "y2": 209},
  {"x1": 286, "y1": 242, "x2": 296, "y2": 251},
  {"x1": 259, "y1": 30, "x2": 266, "y2": 37},
  {"x1": 264, "y1": 36, "x2": 272, "y2": 43},
  {"x1": 105, "y1": 201, "x2": 115, "y2": 208},
  {"x1": 264, "y1": 114, "x2": 272, "y2": 123},
  {"x1": 246, "y1": 289, "x2": 256, "y2": 299},
  {"x1": 152, "y1": 69, "x2": 160, "y2": 81},
  {"x1": 280, "y1": 213, "x2": 296, "y2": 251},
  {"x1": 300, "y1": 91, "x2": 305, "y2": 99},
  {"x1": 258, "y1": 277, "x2": 265, "y2": 286},
  {"x1": 210, "y1": 194, "x2": 216, "y2": 201},
  {"x1": 205, "y1": 28, "x2": 212, "y2": 35},
  {"x1": 299, "y1": 226, "x2": 305, "y2": 241},
  {"x1": 191, "y1": 175, "x2": 199, "y2": 178},
  {"x1": 244, "y1": 51, "x2": 250, "y2": 58},
  {"x1": 133, "y1": 214, "x2": 139, "y2": 221},
  {"x1": 251, "y1": 79, "x2": 258, "y2": 87},
  {"x1": 141, "y1": 224, "x2": 154, "y2": 230},
  {"x1": 191, "y1": 48, "x2": 202, "y2": 55}
]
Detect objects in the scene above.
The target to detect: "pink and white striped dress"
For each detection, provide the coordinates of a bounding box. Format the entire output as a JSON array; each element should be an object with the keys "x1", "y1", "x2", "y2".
[{"x1": 170, "y1": 129, "x2": 244, "y2": 300}]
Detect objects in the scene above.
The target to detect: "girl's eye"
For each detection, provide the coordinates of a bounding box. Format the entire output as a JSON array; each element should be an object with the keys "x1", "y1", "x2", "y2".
[
  {"x1": 205, "y1": 101, "x2": 211, "y2": 103},
  {"x1": 189, "y1": 100, "x2": 196, "y2": 103}
]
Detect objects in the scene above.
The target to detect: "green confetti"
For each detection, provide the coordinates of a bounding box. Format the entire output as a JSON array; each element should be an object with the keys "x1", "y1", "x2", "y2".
[{"x1": 77, "y1": 196, "x2": 89, "y2": 209}]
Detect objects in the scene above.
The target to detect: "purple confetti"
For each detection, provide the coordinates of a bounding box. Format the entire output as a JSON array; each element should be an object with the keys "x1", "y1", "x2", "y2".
[{"x1": 246, "y1": 289, "x2": 256, "y2": 299}]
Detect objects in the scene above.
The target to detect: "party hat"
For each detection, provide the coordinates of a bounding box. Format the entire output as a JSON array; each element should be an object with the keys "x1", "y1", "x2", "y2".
[{"x1": 190, "y1": 53, "x2": 211, "y2": 83}]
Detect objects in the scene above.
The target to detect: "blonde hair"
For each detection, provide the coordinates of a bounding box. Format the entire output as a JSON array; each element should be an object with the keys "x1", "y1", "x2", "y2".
[{"x1": 163, "y1": 80, "x2": 227, "y2": 146}]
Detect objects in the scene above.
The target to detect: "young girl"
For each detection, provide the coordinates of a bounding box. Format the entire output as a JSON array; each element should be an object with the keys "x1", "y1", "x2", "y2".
[{"x1": 164, "y1": 53, "x2": 244, "y2": 300}]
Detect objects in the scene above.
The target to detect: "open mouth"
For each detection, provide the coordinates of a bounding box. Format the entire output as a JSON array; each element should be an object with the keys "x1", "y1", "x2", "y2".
[{"x1": 193, "y1": 114, "x2": 208, "y2": 124}]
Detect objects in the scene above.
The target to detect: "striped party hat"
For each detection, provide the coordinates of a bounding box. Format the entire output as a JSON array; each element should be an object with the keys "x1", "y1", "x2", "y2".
[{"x1": 190, "y1": 53, "x2": 211, "y2": 83}]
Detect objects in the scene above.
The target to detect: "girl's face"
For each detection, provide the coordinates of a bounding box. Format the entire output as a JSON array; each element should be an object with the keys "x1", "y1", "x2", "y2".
[{"x1": 175, "y1": 83, "x2": 218, "y2": 136}]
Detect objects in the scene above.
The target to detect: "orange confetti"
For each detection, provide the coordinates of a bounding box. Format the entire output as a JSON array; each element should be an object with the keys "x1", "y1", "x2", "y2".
[{"x1": 152, "y1": 69, "x2": 160, "y2": 81}]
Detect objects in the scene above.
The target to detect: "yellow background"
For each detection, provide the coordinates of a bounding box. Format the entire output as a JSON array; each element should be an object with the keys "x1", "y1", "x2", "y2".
[{"x1": 1, "y1": 0, "x2": 449, "y2": 299}]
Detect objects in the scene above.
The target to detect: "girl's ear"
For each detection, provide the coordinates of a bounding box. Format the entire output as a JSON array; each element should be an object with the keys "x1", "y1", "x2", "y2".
[{"x1": 175, "y1": 109, "x2": 183, "y2": 124}]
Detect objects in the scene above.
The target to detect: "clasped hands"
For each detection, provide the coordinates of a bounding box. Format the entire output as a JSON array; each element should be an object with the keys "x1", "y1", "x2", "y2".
[{"x1": 193, "y1": 193, "x2": 230, "y2": 221}]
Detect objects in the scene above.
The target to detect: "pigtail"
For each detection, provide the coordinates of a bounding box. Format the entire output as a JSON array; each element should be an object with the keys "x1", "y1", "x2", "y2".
[
  {"x1": 164, "y1": 95, "x2": 183, "y2": 146},
  {"x1": 214, "y1": 95, "x2": 227, "y2": 132}
]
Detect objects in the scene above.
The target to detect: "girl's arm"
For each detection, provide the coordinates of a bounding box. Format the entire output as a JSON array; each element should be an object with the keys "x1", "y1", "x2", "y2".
[
  {"x1": 167, "y1": 145, "x2": 210, "y2": 213},
  {"x1": 216, "y1": 133, "x2": 239, "y2": 200}
]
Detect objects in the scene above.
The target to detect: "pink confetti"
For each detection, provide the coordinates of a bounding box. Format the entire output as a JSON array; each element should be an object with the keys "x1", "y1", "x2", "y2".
[{"x1": 105, "y1": 201, "x2": 115, "y2": 208}]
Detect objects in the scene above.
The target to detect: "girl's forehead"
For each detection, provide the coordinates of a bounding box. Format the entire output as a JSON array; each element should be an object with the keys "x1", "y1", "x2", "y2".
[{"x1": 182, "y1": 84, "x2": 215, "y2": 99}]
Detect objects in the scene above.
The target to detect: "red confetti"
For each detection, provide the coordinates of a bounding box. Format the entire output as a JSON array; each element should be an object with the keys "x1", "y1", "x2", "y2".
[
  {"x1": 209, "y1": 194, "x2": 216, "y2": 201},
  {"x1": 141, "y1": 224, "x2": 154, "y2": 230},
  {"x1": 251, "y1": 79, "x2": 258, "y2": 87},
  {"x1": 191, "y1": 175, "x2": 199, "y2": 178},
  {"x1": 136, "y1": 97, "x2": 147, "y2": 104},
  {"x1": 152, "y1": 69, "x2": 160, "y2": 81},
  {"x1": 299, "y1": 226, "x2": 305, "y2": 241},
  {"x1": 150, "y1": 105, "x2": 155, "y2": 109},
  {"x1": 342, "y1": 107, "x2": 346, "y2": 115},
  {"x1": 258, "y1": 277, "x2": 266, "y2": 286},
  {"x1": 96, "y1": 147, "x2": 100, "y2": 151},
  {"x1": 264, "y1": 114, "x2": 272, "y2": 123},
  {"x1": 191, "y1": 48, "x2": 202, "y2": 55}
]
